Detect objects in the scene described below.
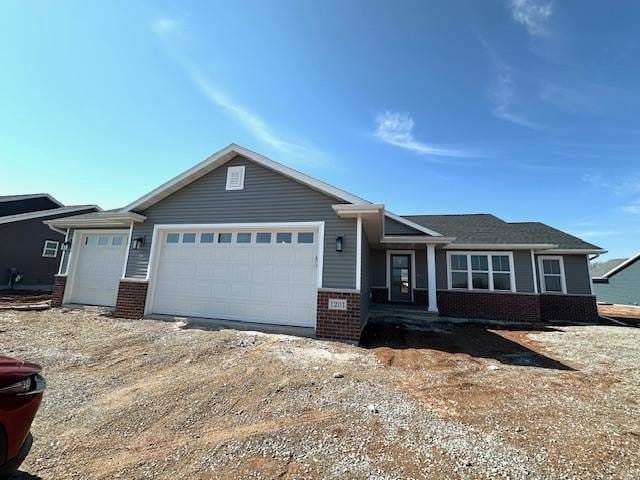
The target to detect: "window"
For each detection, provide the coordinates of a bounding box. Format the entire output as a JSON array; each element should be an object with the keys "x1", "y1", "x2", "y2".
[
  {"x1": 42, "y1": 240, "x2": 59, "y2": 258},
  {"x1": 112, "y1": 236, "x2": 124, "y2": 246},
  {"x1": 538, "y1": 256, "x2": 566, "y2": 293},
  {"x1": 166, "y1": 233, "x2": 179, "y2": 244},
  {"x1": 237, "y1": 232, "x2": 252, "y2": 243},
  {"x1": 200, "y1": 233, "x2": 214, "y2": 243},
  {"x1": 218, "y1": 233, "x2": 232, "y2": 243},
  {"x1": 297, "y1": 232, "x2": 314, "y2": 244},
  {"x1": 98, "y1": 236, "x2": 109, "y2": 246},
  {"x1": 276, "y1": 232, "x2": 292, "y2": 244},
  {"x1": 256, "y1": 232, "x2": 272, "y2": 244},
  {"x1": 450, "y1": 254, "x2": 468, "y2": 289},
  {"x1": 182, "y1": 233, "x2": 196, "y2": 243},
  {"x1": 448, "y1": 252, "x2": 514, "y2": 292},
  {"x1": 85, "y1": 236, "x2": 96, "y2": 246},
  {"x1": 225, "y1": 165, "x2": 245, "y2": 190}
]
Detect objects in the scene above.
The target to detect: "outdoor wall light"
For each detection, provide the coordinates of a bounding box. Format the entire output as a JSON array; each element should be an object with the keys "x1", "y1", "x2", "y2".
[
  {"x1": 61, "y1": 241, "x2": 72, "y2": 252},
  {"x1": 132, "y1": 236, "x2": 145, "y2": 250},
  {"x1": 335, "y1": 236, "x2": 343, "y2": 252}
]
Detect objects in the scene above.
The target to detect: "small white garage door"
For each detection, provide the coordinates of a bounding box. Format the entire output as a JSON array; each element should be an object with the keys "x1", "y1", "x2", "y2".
[
  {"x1": 69, "y1": 232, "x2": 129, "y2": 307},
  {"x1": 150, "y1": 227, "x2": 320, "y2": 327}
]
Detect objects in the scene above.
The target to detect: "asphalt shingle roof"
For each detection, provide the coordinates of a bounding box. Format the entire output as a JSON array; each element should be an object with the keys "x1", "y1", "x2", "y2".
[
  {"x1": 590, "y1": 258, "x2": 627, "y2": 278},
  {"x1": 402, "y1": 214, "x2": 602, "y2": 250}
]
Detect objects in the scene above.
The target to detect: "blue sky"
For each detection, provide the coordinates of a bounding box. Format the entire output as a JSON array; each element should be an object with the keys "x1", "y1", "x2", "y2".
[{"x1": 1, "y1": 1, "x2": 639, "y2": 260}]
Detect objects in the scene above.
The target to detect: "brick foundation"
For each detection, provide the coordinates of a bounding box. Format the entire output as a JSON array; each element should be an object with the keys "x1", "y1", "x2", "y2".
[
  {"x1": 316, "y1": 289, "x2": 361, "y2": 343},
  {"x1": 540, "y1": 294, "x2": 599, "y2": 322},
  {"x1": 370, "y1": 287, "x2": 388, "y2": 304},
  {"x1": 436, "y1": 290, "x2": 598, "y2": 323},
  {"x1": 413, "y1": 289, "x2": 428, "y2": 306},
  {"x1": 114, "y1": 280, "x2": 148, "y2": 319},
  {"x1": 51, "y1": 275, "x2": 67, "y2": 307}
]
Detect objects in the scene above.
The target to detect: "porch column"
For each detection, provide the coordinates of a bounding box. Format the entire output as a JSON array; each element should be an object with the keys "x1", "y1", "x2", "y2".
[{"x1": 427, "y1": 244, "x2": 438, "y2": 313}]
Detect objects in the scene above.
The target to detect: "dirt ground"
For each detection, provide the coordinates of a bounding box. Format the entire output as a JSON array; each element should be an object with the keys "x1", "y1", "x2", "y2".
[
  {"x1": 2, "y1": 308, "x2": 638, "y2": 479},
  {"x1": 0, "y1": 290, "x2": 51, "y2": 308},
  {"x1": 599, "y1": 304, "x2": 640, "y2": 325}
]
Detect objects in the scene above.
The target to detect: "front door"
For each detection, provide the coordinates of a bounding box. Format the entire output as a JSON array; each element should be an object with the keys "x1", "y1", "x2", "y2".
[{"x1": 390, "y1": 254, "x2": 411, "y2": 302}]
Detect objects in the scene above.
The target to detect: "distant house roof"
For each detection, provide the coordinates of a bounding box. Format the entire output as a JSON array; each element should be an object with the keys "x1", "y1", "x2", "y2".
[
  {"x1": 591, "y1": 252, "x2": 640, "y2": 279},
  {"x1": 0, "y1": 205, "x2": 101, "y2": 225},
  {"x1": 0, "y1": 193, "x2": 64, "y2": 217},
  {"x1": 403, "y1": 214, "x2": 603, "y2": 251}
]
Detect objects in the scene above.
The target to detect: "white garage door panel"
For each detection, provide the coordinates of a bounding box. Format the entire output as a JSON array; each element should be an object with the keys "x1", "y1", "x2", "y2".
[
  {"x1": 151, "y1": 228, "x2": 319, "y2": 327},
  {"x1": 69, "y1": 232, "x2": 129, "y2": 307}
]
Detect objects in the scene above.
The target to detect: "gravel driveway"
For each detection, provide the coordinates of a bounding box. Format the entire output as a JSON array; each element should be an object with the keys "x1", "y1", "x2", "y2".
[{"x1": 2, "y1": 308, "x2": 638, "y2": 479}]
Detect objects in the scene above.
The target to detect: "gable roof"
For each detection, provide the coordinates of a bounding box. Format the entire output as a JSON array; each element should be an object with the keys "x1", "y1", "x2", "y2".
[
  {"x1": 404, "y1": 214, "x2": 603, "y2": 250},
  {"x1": 0, "y1": 205, "x2": 101, "y2": 225},
  {"x1": 592, "y1": 252, "x2": 640, "y2": 279},
  {"x1": 0, "y1": 193, "x2": 62, "y2": 206},
  {"x1": 123, "y1": 144, "x2": 370, "y2": 212}
]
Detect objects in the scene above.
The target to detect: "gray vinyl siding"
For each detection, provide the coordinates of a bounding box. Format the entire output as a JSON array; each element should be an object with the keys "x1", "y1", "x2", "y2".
[
  {"x1": 535, "y1": 254, "x2": 592, "y2": 295},
  {"x1": 384, "y1": 217, "x2": 424, "y2": 235},
  {"x1": 513, "y1": 250, "x2": 535, "y2": 293},
  {"x1": 370, "y1": 249, "x2": 386, "y2": 286},
  {"x1": 593, "y1": 259, "x2": 640, "y2": 306},
  {"x1": 414, "y1": 248, "x2": 427, "y2": 288},
  {"x1": 126, "y1": 155, "x2": 358, "y2": 289},
  {"x1": 360, "y1": 230, "x2": 370, "y2": 325},
  {"x1": 436, "y1": 249, "x2": 448, "y2": 289}
]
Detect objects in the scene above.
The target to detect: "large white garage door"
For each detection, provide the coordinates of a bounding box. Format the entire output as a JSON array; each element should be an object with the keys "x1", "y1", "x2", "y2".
[
  {"x1": 69, "y1": 231, "x2": 129, "y2": 307},
  {"x1": 150, "y1": 227, "x2": 320, "y2": 327}
]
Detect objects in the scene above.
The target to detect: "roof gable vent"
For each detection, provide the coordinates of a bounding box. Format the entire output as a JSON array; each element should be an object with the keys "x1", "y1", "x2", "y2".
[{"x1": 225, "y1": 165, "x2": 245, "y2": 190}]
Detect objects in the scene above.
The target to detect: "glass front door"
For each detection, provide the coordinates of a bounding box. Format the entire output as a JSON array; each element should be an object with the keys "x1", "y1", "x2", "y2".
[{"x1": 390, "y1": 254, "x2": 411, "y2": 302}]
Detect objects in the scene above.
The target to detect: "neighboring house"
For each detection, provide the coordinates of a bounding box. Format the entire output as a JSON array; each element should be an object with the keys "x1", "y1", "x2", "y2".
[
  {"x1": 591, "y1": 253, "x2": 640, "y2": 306},
  {"x1": 0, "y1": 194, "x2": 100, "y2": 290},
  {"x1": 45, "y1": 144, "x2": 605, "y2": 342}
]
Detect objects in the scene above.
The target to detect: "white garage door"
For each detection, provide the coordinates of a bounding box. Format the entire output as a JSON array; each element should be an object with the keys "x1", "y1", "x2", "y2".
[
  {"x1": 69, "y1": 232, "x2": 129, "y2": 307},
  {"x1": 150, "y1": 227, "x2": 320, "y2": 327}
]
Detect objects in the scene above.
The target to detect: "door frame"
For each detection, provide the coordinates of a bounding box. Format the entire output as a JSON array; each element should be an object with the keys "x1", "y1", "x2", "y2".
[
  {"x1": 386, "y1": 250, "x2": 416, "y2": 302},
  {"x1": 63, "y1": 228, "x2": 130, "y2": 305},
  {"x1": 143, "y1": 221, "x2": 325, "y2": 316}
]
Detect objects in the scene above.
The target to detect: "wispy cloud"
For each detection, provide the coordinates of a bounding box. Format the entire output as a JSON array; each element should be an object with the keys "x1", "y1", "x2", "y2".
[
  {"x1": 574, "y1": 230, "x2": 618, "y2": 238},
  {"x1": 151, "y1": 16, "x2": 326, "y2": 166},
  {"x1": 373, "y1": 111, "x2": 479, "y2": 159},
  {"x1": 479, "y1": 37, "x2": 541, "y2": 128},
  {"x1": 582, "y1": 173, "x2": 640, "y2": 196},
  {"x1": 623, "y1": 198, "x2": 640, "y2": 214},
  {"x1": 509, "y1": 0, "x2": 553, "y2": 37}
]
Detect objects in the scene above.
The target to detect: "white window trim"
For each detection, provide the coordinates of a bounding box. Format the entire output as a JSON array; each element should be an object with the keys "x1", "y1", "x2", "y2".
[
  {"x1": 385, "y1": 250, "x2": 416, "y2": 302},
  {"x1": 538, "y1": 255, "x2": 567, "y2": 294},
  {"x1": 446, "y1": 251, "x2": 516, "y2": 293},
  {"x1": 42, "y1": 240, "x2": 59, "y2": 258},
  {"x1": 225, "y1": 165, "x2": 245, "y2": 190}
]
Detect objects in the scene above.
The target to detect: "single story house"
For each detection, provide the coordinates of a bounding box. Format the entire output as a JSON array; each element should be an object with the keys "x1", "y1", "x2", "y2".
[
  {"x1": 45, "y1": 144, "x2": 605, "y2": 342},
  {"x1": 591, "y1": 253, "x2": 640, "y2": 306},
  {"x1": 0, "y1": 194, "x2": 99, "y2": 290}
]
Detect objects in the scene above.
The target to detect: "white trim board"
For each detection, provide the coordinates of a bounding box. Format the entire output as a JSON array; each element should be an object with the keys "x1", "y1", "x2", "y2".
[
  {"x1": 384, "y1": 211, "x2": 443, "y2": 237},
  {"x1": 123, "y1": 144, "x2": 370, "y2": 212},
  {"x1": 385, "y1": 250, "x2": 417, "y2": 302}
]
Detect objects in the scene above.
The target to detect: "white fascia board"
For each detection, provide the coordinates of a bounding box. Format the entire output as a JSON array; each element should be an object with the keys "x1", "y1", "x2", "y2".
[
  {"x1": 0, "y1": 193, "x2": 63, "y2": 206},
  {"x1": 44, "y1": 212, "x2": 146, "y2": 228},
  {"x1": 384, "y1": 211, "x2": 443, "y2": 237},
  {"x1": 596, "y1": 251, "x2": 640, "y2": 278},
  {"x1": 381, "y1": 236, "x2": 456, "y2": 244},
  {"x1": 123, "y1": 143, "x2": 370, "y2": 213},
  {"x1": 332, "y1": 204, "x2": 384, "y2": 217},
  {"x1": 536, "y1": 248, "x2": 608, "y2": 255},
  {"x1": 445, "y1": 243, "x2": 559, "y2": 250},
  {"x1": 0, "y1": 205, "x2": 101, "y2": 225}
]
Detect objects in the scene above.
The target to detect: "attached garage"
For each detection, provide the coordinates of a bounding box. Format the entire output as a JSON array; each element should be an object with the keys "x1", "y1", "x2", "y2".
[
  {"x1": 146, "y1": 223, "x2": 323, "y2": 327},
  {"x1": 66, "y1": 230, "x2": 129, "y2": 307}
]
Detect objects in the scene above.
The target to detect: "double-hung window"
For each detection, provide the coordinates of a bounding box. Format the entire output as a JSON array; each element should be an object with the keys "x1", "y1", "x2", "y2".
[
  {"x1": 538, "y1": 256, "x2": 566, "y2": 293},
  {"x1": 42, "y1": 240, "x2": 59, "y2": 258},
  {"x1": 448, "y1": 252, "x2": 515, "y2": 292}
]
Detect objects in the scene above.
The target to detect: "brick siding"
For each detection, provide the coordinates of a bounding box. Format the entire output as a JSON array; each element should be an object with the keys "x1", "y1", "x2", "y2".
[
  {"x1": 540, "y1": 294, "x2": 599, "y2": 322},
  {"x1": 413, "y1": 289, "x2": 428, "y2": 306},
  {"x1": 51, "y1": 275, "x2": 67, "y2": 307},
  {"x1": 114, "y1": 280, "x2": 148, "y2": 319},
  {"x1": 316, "y1": 290, "x2": 361, "y2": 343}
]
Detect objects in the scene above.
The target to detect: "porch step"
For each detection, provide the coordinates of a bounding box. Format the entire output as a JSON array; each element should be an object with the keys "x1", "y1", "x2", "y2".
[{"x1": 367, "y1": 304, "x2": 439, "y2": 323}]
